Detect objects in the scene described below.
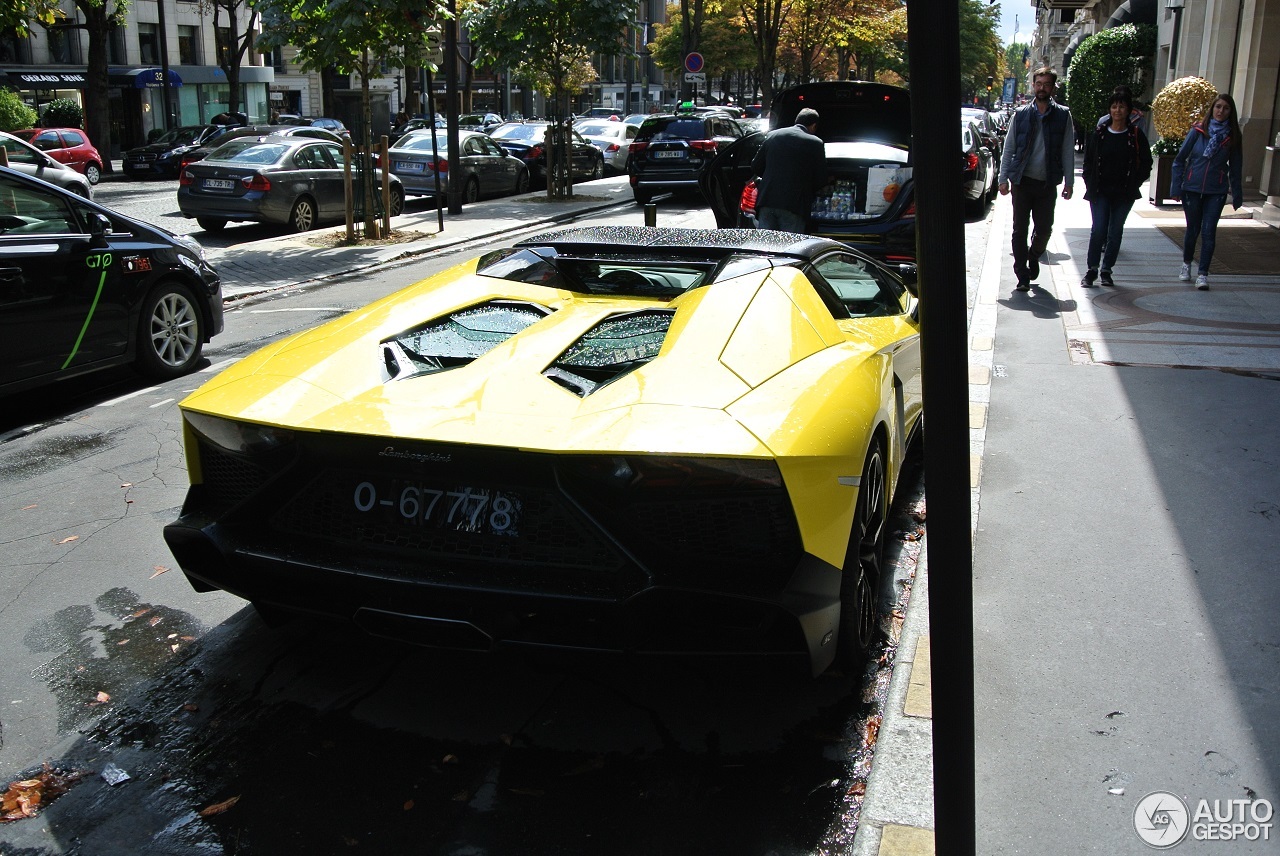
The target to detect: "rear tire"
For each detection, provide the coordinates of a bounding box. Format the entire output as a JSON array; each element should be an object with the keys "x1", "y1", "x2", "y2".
[
  {"x1": 463, "y1": 176, "x2": 480, "y2": 204},
  {"x1": 590, "y1": 157, "x2": 605, "y2": 180},
  {"x1": 290, "y1": 197, "x2": 317, "y2": 232},
  {"x1": 515, "y1": 169, "x2": 531, "y2": 194},
  {"x1": 836, "y1": 441, "x2": 888, "y2": 671},
  {"x1": 136, "y1": 281, "x2": 204, "y2": 379},
  {"x1": 389, "y1": 187, "x2": 405, "y2": 217},
  {"x1": 196, "y1": 216, "x2": 227, "y2": 232}
]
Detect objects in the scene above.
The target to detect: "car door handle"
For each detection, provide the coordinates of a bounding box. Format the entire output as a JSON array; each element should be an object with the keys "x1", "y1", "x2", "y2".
[{"x1": 0, "y1": 266, "x2": 23, "y2": 283}]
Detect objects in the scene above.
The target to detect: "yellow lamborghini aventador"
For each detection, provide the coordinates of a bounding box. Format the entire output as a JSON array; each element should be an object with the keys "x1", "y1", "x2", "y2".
[{"x1": 163, "y1": 226, "x2": 922, "y2": 675}]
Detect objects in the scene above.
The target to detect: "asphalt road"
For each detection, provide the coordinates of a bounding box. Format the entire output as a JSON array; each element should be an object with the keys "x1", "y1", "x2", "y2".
[{"x1": 0, "y1": 196, "x2": 998, "y2": 854}]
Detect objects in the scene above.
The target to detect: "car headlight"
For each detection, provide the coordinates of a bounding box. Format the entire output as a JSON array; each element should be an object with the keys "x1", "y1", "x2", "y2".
[
  {"x1": 173, "y1": 232, "x2": 208, "y2": 263},
  {"x1": 186, "y1": 412, "x2": 295, "y2": 455}
]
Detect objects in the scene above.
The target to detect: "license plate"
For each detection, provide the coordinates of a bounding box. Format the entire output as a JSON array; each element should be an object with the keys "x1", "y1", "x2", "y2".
[
  {"x1": 352, "y1": 480, "x2": 522, "y2": 537},
  {"x1": 653, "y1": 150, "x2": 685, "y2": 159},
  {"x1": 395, "y1": 161, "x2": 424, "y2": 172},
  {"x1": 202, "y1": 178, "x2": 235, "y2": 190}
]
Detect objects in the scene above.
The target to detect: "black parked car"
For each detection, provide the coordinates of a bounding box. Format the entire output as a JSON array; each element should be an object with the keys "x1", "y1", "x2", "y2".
[
  {"x1": 0, "y1": 165, "x2": 223, "y2": 396},
  {"x1": 626, "y1": 110, "x2": 746, "y2": 204},
  {"x1": 488, "y1": 122, "x2": 605, "y2": 188},
  {"x1": 701, "y1": 81, "x2": 918, "y2": 263},
  {"x1": 123, "y1": 124, "x2": 243, "y2": 180}
]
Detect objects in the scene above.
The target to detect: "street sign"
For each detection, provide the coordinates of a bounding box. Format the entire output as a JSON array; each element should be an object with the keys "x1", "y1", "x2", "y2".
[
  {"x1": 683, "y1": 52, "x2": 705, "y2": 73},
  {"x1": 684, "y1": 72, "x2": 706, "y2": 83}
]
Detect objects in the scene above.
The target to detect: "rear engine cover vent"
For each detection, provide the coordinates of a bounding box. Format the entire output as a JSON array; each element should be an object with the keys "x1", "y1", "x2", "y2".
[
  {"x1": 544, "y1": 309, "x2": 674, "y2": 397},
  {"x1": 381, "y1": 300, "x2": 553, "y2": 381}
]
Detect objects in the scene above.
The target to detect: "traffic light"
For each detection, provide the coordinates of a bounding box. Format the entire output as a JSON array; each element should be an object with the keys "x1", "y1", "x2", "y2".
[{"x1": 987, "y1": 75, "x2": 994, "y2": 93}]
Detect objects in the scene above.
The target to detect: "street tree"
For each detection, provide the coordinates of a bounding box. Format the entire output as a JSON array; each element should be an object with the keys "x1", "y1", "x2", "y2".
[
  {"x1": 201, "y1": 0, "x2": 258, "y2": 119},
  {"x1": 738, "y1": 0, "x2": 786, "y2": 107},
  {"x1": 462, "y1": 0, "x2": 631, "y2": 196},
  {"x1": 648, "y1": 6, "x2": 755, "y2": 103},
  {"x1": 829, "y1": 0, "x2": 906, "y2": 83},
  {"x1": 253, "y1": 0, "x2": 444, "y2": 233},
  {"x1": 957, "y1": 0, "x2": 999, "y2": 103}
]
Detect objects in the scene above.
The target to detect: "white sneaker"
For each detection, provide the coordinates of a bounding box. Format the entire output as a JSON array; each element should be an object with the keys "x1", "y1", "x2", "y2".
[
  {"x1": 1178, "y1": 263, "x2": 1191, "y2": 282},
  {"x1": 1195, "y1": 274, "x2": 1209, "y2": 290}
]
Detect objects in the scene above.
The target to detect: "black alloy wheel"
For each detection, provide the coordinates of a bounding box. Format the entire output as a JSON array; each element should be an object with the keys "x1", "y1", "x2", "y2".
[{"x1": 836, "y1": 441, "x2": 888, "y2": 671}]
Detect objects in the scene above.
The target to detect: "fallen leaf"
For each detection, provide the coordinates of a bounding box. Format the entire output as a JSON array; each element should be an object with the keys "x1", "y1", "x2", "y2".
[
  {"x1": 198, "y1": 795, "x2": 241, "y2": 817},
  {"x1": 451, "y1": 790, "x2": 470, "y2": 802},
  {"x1": 403, "y1": 799, "x2": 414, "y2": 811},
  {"x1": 182, "y1": 704, "x2": 199, "y2": 712},
  {"x1": 116, "y1": 639, "x2": 129, "y2": 646},
  {"x1": 180, "y1": 635, "x2": 195, "y2": 642},
  {"x1": 120, "y1": 483, "x2": 132, "y2": 488},
  {"x1": 57, "y1": 536, "x2": 79, "y2": 545},
  {"x1": 22, "y1": 504, "x2": 37, "y2": 510},
  {"x1": 95, "y1": 691, "x2": 110, "y2": 703},
  {"x1": 862, "y1": 715, "x2": 882, "y2": 748},
  {"x1": 150, "y1": 566, "x2": 170, "y2": 579},
  {"x1": 848, "y1": 781, "x2": 867, "y2": 797},
  {"x1": 168, "y1": 633, "x2": 178, "y2": 639},
  {"x1": 499, "y1": 733, "x2": 514, "y2": 746},
  {"x1": 170, "y1": 644, "x2": 180, "y2": 653},
  {"x1": 125, "y1": 500, "x2": 133, "y2": 505},
  {"x1": 148, "y1": 615, "x2": 163, "y2": 627},
  {"x1": 442, "y1": 754, "x2": 459, "y2": 765}
]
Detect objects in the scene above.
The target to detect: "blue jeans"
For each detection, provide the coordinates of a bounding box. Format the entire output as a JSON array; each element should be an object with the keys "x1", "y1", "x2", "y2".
[
  {"x1": 1181, "y1": 191, "x2": 1227, "y2": 274},
  {"x1": 1086, "y1": 195, "x2": 1136, "y2": 274},
  {"x1": 757, "y1": 206, "x2": 808, "y2": 234}
]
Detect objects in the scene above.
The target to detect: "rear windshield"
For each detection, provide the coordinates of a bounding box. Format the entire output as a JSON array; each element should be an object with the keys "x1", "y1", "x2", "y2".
[
  {"x1": 209, "y1": 142, "x2": 289, "y2": 165},
  {"x1": 635, "y1": 118, "x2": 708, "y2": 142},
  {"x1": 492, "y1": 124, "x2": 547, "y2": 141},
  {"x1": 477, "y1": 248, "x2": 713, "y2": 298}
]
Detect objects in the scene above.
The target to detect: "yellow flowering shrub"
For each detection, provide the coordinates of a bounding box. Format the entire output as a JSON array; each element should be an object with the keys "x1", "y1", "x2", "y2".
[{"x1": 1151, "y1": 76, "x2": 1218, "y2": 142}]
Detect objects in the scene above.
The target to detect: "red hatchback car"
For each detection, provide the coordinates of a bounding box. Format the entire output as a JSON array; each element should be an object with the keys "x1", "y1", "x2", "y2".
[{"x1": 13, "y1": 127, "x2": 105, "y2": 184}]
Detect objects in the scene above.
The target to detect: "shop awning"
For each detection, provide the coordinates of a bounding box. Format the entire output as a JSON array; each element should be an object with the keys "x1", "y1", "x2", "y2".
[
  {"x1": 109, "y1": 67, "x2": 184, "y2": 88},
  {"x1": 3, "y1": 69, "x2": 88, "y2": 88}
]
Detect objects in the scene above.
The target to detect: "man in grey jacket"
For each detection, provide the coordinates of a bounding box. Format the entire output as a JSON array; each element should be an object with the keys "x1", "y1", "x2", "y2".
[
  {"x1": 998, "y1": 67, "x2": 1076, "y2": 291},
  {"x1": 752, "y1": 108, "x2": 827, "y2": 233}
]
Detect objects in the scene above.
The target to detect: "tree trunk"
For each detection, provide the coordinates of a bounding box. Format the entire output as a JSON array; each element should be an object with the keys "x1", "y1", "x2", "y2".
[
  {"x1": 361, "y1": 49, "x2": 377, "y2": 236},
  {"x1": 76, "y1": 2, "x2": 114, "y2": 172}
]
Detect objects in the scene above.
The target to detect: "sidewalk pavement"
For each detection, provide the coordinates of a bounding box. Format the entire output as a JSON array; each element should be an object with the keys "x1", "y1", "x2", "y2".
[
  {"x1": 178, "y1": 168, "x2": 1280, "y2": 854},
  {"x1": 854, "y1": 185, "x2": 1280, "y2": 855}
]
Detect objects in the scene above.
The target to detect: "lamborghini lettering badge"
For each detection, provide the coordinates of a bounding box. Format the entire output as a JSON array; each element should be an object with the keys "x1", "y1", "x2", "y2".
[{"x1": 353, "y1": 481, "x2": 521, "y2": 536}]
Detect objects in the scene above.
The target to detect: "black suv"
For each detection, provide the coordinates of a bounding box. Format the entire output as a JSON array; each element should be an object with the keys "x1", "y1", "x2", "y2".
[{"x1": 626, "y1": 111, "x2": 745, "y2": 204}]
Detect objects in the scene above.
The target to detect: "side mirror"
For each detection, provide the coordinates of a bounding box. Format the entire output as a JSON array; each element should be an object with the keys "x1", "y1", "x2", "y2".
[
  {"x1": 898, "y1": 263, "x2": 918, "y2": 298},
  {"x1": 88, "y1": 212, "x2": 113, "y2": 249}
]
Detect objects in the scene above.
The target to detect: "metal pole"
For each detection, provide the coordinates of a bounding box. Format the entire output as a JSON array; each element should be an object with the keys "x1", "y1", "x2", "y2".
[
  {"x1": 156, "y1": 0, "x2": 175, "y2": 128},
  {"x1": 905, "y1": 0, "x2": 975, "y2": 853},
  {"x1": 444, "y1": 0, "x2": 462, "y2": 214}
]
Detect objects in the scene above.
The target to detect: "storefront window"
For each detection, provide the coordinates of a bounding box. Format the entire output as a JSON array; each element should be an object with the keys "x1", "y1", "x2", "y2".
[{"x1": 202, "y1": 83, "x2": 230, "y2": 122}]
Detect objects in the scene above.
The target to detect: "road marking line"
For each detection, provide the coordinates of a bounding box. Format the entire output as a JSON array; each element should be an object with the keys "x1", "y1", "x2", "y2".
[
  {"x1": 98, "y1": 386, "x2": 161, "y2": 406},
  {"x1": 150, "y1": 398, "x2": 176, "y2": 408}
]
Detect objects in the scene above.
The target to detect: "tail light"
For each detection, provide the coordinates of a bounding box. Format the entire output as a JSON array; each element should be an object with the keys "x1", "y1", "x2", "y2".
[
  {"x1": 739, "y1": 179, "x2": 758, "y2": 215},
  {"x1": 529, "y1": 143, "x2": 545, "y2": 159},
  {"x1": 431, "y1": 159, "x2": 449, "y2": 173},
  {"x1": 179, "y1": 169, "x2": 193, "y2": 186},
  {"x1": 964, "y1": 152, "x2": 979, "y2": 171},
  {"x1": 606, "y1": 143, "x2": 620, "y2": 153},
  {"x1": 629, "y1": 141, "x2": 648, "y2": 154},
  {"x1": 241, "y1": 174, "x2": 271, "y2": 192},
  {"x1": 689, "y1": 140, "x2": 718, "y2": 154}
]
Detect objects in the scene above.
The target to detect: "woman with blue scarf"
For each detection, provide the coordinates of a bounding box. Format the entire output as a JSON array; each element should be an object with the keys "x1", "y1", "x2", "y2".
[{"x1": 1169, "y1": 94, "x2": 1244, "y2": 290}]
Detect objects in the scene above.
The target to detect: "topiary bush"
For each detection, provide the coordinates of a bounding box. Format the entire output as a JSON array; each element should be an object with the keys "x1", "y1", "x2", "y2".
[
  {"x1": 1151, "y1": 75, "x2": 1218, "y2": 147},
  {"x1": 0, "y1": 88, "x2": 39, "y2": 131},
  {"x1": 1064, "y1": 23, "x2": 1156, "y2": 128},
  {"x1": 42, "y1": 98, "x2": 83, "y2": 128}
]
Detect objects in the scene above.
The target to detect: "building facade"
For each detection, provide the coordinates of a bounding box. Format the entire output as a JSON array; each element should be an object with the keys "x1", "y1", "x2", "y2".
[
  {"x1": 1029, "y1": 0, "x2": 1279, "y2": 208},
  {"x1": 1, "y1": 0, "x2": 274, "y2": 156}
]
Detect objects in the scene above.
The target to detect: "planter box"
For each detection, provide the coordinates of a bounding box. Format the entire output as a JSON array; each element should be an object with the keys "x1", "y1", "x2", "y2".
[{"x1": 1150, "y1": 154, "x2": 1176, "y2": 205}]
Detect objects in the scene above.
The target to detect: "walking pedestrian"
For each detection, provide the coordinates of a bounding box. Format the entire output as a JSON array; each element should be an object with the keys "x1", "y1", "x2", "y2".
[
  {"x1": 998, "y1": 67, "x2": 1076, "y2": 292},
  {"x1": 1169, "y1": 93, "x2": 1244, "y2": 290},
  {"x1": 751, "y1": 107, "x2": 827, "y2": 233},
  {"x1": 1080, "y1": 89, "x2": 1152, "y2": 287}
]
